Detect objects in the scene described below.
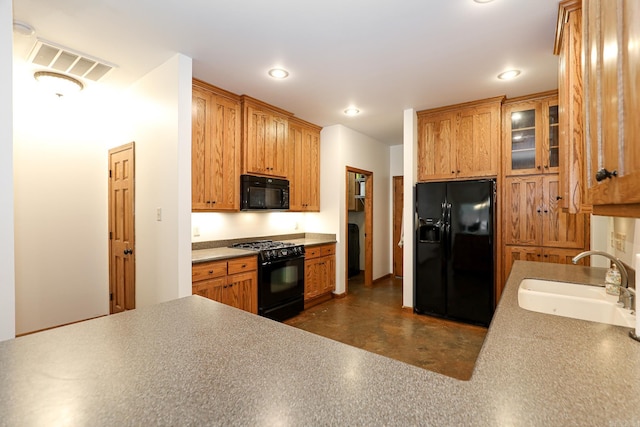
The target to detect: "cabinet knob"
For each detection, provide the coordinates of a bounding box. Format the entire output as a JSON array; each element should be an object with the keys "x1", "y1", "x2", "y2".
[
  {"x1": 544, "y1": 165, "x2": 549, "y2": 169},
  {"x1": 595, "y1": 168, "x2": 618, "y2": 182},
  {"x1": 208, "y1": 270, "x2": 214, "y2": 274},
  {"x1": 544, "y1": 210, "x2": 548, "y2": 213},
  {"x1": 556, "y1": 196, "x2": 563, "y2": 200},
  {"x1": 451, "y1": 171, "x2": 455, "y2": 174},
  {"x1": 537, "y1": 209, "x2": 541, "y2": 214},
  {"x1": 537, "y1": 165, "x2": 541, "y2": 170}
]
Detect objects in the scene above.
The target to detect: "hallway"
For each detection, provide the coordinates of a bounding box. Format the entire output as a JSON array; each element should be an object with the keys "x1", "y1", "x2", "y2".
[{"x1": 284, "y1": 274, "x2": 488, "y2": 380}]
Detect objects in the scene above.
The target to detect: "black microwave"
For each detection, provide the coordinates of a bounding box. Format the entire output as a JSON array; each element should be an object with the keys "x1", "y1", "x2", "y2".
[{"x1": 240, "y1": 175, "x2": 290, "y2": 210}]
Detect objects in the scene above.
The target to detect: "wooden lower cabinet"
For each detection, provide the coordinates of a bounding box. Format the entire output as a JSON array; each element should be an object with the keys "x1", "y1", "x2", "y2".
[
  {"x1": 192, "y1": 256, "x2": 258, "y2": 314},
  {"x1": 503, "y1": 246, "x2": 589, "y2": 284},
  {"x1": 304, "y1": 244, "x2": 336, "y2": 306}
]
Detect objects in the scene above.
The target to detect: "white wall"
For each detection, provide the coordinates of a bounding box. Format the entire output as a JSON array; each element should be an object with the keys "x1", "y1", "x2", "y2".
[
  {"x1": 389, "y1": 145, "x2": 403, "y2": 177},
  {"x1": 121, "y1": 54, "x2": 193, "y2": 307},
  {"x1": 402, "y1": 109, "x2": 418, "y2": 307},
  {"x1": 13, "y1": 63, "x2": 116, "y2": 335},
  {"x1": 319, "y1": 125, "x2": 391, "y2": 294},
  {"x1": 192, "y1": 211, "x2": 307, "y2": 242},
  {"x1": 13, "y1": 51, "x2": 192, "y2": 334},
  {"x1": 0, "y1": 0, "x2": 15, "y2": 341}
]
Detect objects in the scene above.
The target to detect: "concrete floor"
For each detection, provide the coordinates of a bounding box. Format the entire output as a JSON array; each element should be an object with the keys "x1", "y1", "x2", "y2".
[{"x1": 284, "y1": 273, "x2": 488, "y2": 380}]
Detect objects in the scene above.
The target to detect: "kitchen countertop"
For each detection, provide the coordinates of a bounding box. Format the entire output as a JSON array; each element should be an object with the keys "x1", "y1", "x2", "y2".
[
  {"x1": 1, "y1": 261, "x2": 638, "y2": 425},
  {"x1": 192, "y1": 235, "x2": 337, "y2": 263}
]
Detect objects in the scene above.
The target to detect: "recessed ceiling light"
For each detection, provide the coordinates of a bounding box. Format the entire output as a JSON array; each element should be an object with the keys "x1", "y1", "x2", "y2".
[
  {"x1": 268, "y1": 68, "x2": 289, "y2": 79},
  {"x1": 34, "y1": 71, "x2": 83, "y2": 97},
  {"x1": 344, "y1": 107, "x2": 360, "y2": 116},
  {"x1": 13, "y1": 21, "x2": 35, "y2": 36},
  {"x1": 473, "y1": 0, "x2": 495, "y2": 3},
  {"x1": 497, "y1": 69, "x2": 521, "y2": 80}
]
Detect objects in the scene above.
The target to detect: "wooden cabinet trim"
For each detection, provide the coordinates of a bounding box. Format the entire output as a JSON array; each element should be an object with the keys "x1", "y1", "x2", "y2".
[
  {"x1": 416, "y1": 95, "x2": 505, "y2": 116},
  {"x1": 240, "y1": 95, "x2": 293, "y2": 118},
  {"x1": 192, "y1": 78, "x2": 240, "y2": 102},
  {"x1": 554, "y1": 0, "x2": 583, "y2": 54}
]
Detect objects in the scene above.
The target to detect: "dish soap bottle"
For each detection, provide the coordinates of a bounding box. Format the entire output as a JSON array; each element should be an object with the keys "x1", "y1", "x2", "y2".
[{"x1": 605, "y1": 263, "x2": 622, "y2": 295}]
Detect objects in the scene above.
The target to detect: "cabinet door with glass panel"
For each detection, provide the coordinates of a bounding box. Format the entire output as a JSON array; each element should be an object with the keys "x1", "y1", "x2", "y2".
[{"x1": 503, "y1": 92, "x2": 559, "y2": 176}]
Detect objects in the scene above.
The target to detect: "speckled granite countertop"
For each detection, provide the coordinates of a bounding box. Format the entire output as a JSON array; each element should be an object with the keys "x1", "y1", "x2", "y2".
[
  {"x1": 1, "y1": 261, "x2": 638, "y2": 425},
  {"x1": 192, "y1": 234, "x2": 337, "y2": 263}
]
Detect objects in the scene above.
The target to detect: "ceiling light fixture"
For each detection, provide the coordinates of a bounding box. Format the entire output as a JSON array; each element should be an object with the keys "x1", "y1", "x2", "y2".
[
  {"x1": 344, "y1": 107, "x2": 360, "y2": 117},
  {"x1": 497, "y1": 69, "x2": 521, "y2": 80},
  {"x1": 473, "y1": 0, "x2": 495, "y2": 3},
  {"x1": 13, "y1": 21, "x2": 35, "y2": 36},
  {"x1": 34, "y1": 71, "x2": 84, "y2": 97},
  {"x1": 268, "y1": 68, "x2": 289, "y2": 79}
]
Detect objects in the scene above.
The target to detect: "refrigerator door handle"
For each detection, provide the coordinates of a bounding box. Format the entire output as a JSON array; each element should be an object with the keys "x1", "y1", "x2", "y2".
[{"x1": 445, "y1": 203, "x2": 452, "y2": 258}]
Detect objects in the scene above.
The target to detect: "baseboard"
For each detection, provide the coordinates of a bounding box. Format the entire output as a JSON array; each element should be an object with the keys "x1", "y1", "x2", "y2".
[
  {"x1": 17, "y1": 314, "x2": 107, "y2": 337},
  {"x1": 373, "y1": 273, "x2": 392, "y2": 283}
]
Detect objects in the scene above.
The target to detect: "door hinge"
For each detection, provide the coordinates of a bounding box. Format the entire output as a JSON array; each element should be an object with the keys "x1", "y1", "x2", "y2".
[
  {"x1": 109, "y1": 231, "x2": 112, "y2": 240},
  {"x1": 110, "y1": 293, "x2": 113, "y2": 301},
  {"x1": 109, "y1": 169, "x2": 112, "y2": 178}
]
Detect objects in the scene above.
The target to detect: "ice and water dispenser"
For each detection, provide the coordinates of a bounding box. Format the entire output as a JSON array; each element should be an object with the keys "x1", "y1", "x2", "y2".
[{"x1": 418, "y1": 218, "x2": 442, "y2": 243}]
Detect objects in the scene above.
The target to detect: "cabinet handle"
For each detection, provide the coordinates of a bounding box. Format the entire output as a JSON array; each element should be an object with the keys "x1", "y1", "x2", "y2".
[
  {"x1": 544, "y1": 254, "x2": 548, "y2": 258},
  {"x1": 241, "y1": 264, "x2": 246, "y2": 268},
  {"x1": 451, "y1": 170, "x2": 455, "y2": 174},
  {"x1": 556, "y1": 196, "x2": 563, "y2": 200},
  {"x1": 544, "y1": 210, "x2": 548, "y2": 213},
  {"x1": 544, "y1": 165, "x2": 549, "y2": 169},
  {"x1": 537, "y1": 209, "x2": 541, "y2": 214},
  {"x1": 208, "y1": 270, "x2": 214, "y2": 274},
  {"x1": 537, "y1": 165, "x2": 541, "y2": 170},
  {"x1": 457, "y1": 170, "x2": 460, "y2": 173},
  {"x1": 595, "y1": 168, "x2": 618, "y2": 182}
]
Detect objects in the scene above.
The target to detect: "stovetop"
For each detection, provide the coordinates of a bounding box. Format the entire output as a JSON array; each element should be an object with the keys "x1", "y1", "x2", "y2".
[{"x1": 230, "y1": 240, "x2": 304, "y2": 262}]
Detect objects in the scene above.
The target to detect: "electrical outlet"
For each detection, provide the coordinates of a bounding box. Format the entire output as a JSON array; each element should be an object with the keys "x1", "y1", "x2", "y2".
[
  {"x1": 193, "y1": 226, "x2": 200, "y2": 237},
  {"x1": 156, "y1": 208, "x2": 162, "y2": 221},
  {"x1": 616, "y1": 233, "x2": 626, "y2": 252},
  {"x1": 610, "y1": 231, "x2": 615, "y2": 247}
]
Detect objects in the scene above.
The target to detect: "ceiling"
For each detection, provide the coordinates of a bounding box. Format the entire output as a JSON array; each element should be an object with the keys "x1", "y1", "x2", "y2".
[{"x1": 12, "y1": 0, "x2": 561, "y2": 145}]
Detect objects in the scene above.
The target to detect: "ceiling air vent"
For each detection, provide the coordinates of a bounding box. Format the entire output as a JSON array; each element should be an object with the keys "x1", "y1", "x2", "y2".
[{"x1": 28, "y1": 38, "x2": 116, "y2": 82}]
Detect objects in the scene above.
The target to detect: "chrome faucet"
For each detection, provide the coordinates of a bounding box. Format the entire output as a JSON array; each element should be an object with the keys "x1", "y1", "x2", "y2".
[
  {"x1": 572, "y1": 250, "x2": 633, "y2": 309},
  {"x1": 571, "y1": 250, "x2": 629, "y2": 289}
]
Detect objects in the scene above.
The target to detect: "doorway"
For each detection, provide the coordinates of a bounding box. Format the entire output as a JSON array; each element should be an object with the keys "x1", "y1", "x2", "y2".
[
  {"x1": 393, "y1": 176, "x2": 404, "y2": 278},
  {"x1": 345, "y1": 167, "x2": 373, "y2": 292},
  {"x1": 108, "y1": 142, "x2": 135, "y2": 314}
]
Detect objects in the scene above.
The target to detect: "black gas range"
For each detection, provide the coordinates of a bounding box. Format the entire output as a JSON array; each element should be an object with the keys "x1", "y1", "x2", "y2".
[{"x1": 230, "y1": 240, "x2": 305, "y2": 321}]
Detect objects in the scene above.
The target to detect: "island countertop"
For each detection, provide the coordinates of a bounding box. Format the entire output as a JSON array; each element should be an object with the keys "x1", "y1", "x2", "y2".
[{"x1": 1, "y1": 261, "x2": 638, "y2": 425}]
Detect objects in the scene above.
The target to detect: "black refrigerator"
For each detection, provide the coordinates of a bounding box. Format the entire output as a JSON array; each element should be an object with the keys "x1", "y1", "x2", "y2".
[{"x1": 414, "y1": 179, "x2": 495, "y2": 326}]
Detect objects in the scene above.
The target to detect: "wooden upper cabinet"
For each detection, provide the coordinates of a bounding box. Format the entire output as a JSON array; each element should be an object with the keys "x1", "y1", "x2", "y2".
[
  {"x1": 555, "y1": 0, "x2": 589, "y2": 214},
  {"x1": 417, "y1": 111, "x2": 455, "y2": 181},
  {"x1": 241, "y1": 96, "x2": 292, "y2": 178},
  {"x1": 192, "y1": 80, "x2": 241, "y2": 212},
  {"x1": 455, "y1": 102, "x2": 502, "y2": 179},
  {"x1": 503, "y1": 92, "x2": 559, "y2": 176},
  {"x1": 541, "y1": 175, "x2": 586, "y2": 249},
  {"x1": 504, "y1": 176, "x2": 543, "y2": 246},
  {"x1": 583, "y1": 0, "x2": 640, "y2": 217},
  {"x1": 417, "y1": 96, "x2": 503, "y2": 181},
  {"x1": 288, "y1": 117, "x2": 321, "y2": 212},
  {"x1": 504, "y1": 174, "x2": 587, "y2": 249}
]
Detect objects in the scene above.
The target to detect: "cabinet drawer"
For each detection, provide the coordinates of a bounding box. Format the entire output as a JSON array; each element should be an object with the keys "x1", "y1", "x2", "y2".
[
  {"x1": 320, "y1": 245, "x2": 335, "y2": 256},
  {"x1": 227, "y1": 256, "x2": 257, "y2": 274},
  {"x1": 192, "y1": 261, "x2": 227, "y2": 282},
  {"x1": 305, "y1": 246, "x2": 322, "y2": 259}
]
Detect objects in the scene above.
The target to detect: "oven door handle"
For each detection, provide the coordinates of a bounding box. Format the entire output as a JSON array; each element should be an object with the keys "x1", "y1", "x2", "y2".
[{"x1": 261, "y1": 255, "x2": 305, "y2": 267}]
